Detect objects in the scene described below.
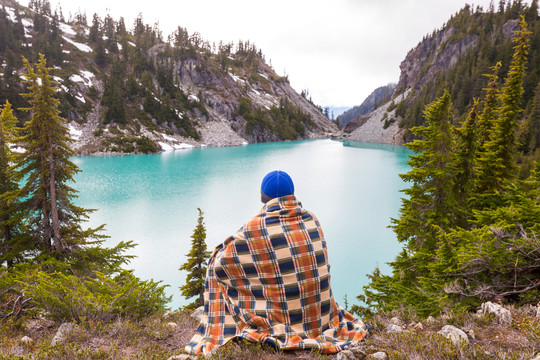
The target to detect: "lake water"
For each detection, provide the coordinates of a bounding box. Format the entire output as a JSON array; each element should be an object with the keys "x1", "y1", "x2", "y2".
[{"x1": 72, "y1": 139, "x2": 410, "y2": 309}]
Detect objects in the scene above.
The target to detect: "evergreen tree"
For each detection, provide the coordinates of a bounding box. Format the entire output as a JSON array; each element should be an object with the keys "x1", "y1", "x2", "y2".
[
  {"x1": 179, "y1": 208, "x2": 210, "y2": 310},
  {"x1": 453, "y1": 99, "x2": 479, "y2": 220},
  {"x1": 361, "y1": 18, "x2": 538, "y2": 315},
  {"x1": 476, "y1": 62, "x2": 501, "y2": 149},
  {"x1": 392, "y1": 90, "x2": 457, "y2": 251},
  {"x1": 477, "y1": 18, "x2": 530, "y2": 196},
  {"x1": 0, "y1": 101, "x2": 25, "y2": 266},
  {"x1": 14, "y1": 54, "x2": 109, "y2": 267}
]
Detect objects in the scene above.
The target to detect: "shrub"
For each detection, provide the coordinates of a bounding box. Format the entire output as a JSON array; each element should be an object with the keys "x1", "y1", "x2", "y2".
[{"x1": 0, "y1": 265, "x2": 170, "y2": 322}]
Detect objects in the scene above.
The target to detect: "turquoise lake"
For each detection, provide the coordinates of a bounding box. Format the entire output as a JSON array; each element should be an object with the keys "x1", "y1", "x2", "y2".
[{"x1": 72, "y1": 139, "x2": 410, "y2": 309}]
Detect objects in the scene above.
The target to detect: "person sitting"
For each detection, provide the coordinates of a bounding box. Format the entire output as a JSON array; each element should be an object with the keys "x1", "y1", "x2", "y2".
[{"x1": 185, "y1": 170, "x2": 368, "y2": 355}]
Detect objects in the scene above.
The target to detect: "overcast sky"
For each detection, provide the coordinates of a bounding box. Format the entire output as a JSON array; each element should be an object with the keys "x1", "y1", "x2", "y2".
[{"x1": 20, "y1": 0, "x2": 532, "y2": 107}]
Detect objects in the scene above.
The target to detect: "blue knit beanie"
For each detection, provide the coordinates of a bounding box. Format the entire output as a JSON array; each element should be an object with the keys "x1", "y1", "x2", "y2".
[{"x1": 261, "y1": 170, "x2": 294, "y2": 198}]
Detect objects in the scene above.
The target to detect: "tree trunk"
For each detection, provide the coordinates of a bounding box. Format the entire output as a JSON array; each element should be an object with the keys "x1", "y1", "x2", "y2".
[
  {"x1": 39, "y1": 149, "x2": 52, "y2": 250},
  {"x1": 48, "y1": 138, "x2": 64, "y2": 252}
]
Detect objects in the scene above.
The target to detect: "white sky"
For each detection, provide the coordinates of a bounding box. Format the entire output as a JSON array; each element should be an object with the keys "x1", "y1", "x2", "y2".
[{"x1": 19, "y1": 0, "x2": 531, "y2": 107}]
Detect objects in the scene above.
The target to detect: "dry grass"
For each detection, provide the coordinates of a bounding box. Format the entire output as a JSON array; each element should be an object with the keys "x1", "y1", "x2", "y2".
[{"x1": 0, "y1": 305, "x2": 538, "y2": 359}]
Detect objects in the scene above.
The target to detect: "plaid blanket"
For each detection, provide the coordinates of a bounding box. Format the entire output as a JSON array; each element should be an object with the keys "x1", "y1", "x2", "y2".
[{"x1": 185, "y1": 195, "x2": 368, "y2": 355}]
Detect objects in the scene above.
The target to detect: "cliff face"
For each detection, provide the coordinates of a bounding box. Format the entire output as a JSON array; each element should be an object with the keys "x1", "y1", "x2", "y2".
[
  {"x1": 155, "y1": 49, "x2": 336, "y2": 145},
  {"x1": 339, "y1": 6, "x2": 531, "y2": 145},
  {"x1": 0, "y1": 0, "x2": 337, "y2": 154},
  {"x1": 397, "y1": 27, "x2": 478, "y2": 93}
]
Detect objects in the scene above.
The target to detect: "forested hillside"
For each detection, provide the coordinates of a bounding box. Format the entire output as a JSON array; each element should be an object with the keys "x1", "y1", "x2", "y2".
[
  {"x1": 393, "y1": 0, "x2": 539, "y2": 170},
  {"x1": 343, "y1": 1, "x2": 539, "y2": 165},
  {"x1": 358, "y1": 16, "x2": 540, "y2": 320},
  {"x1": 0, "y1": 0, "x2": 336, "y2": 153}
]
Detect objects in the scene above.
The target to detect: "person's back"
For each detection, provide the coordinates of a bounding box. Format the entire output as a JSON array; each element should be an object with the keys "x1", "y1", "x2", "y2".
[{"x1": 185, "y1": 170, "x2": 368, "y2": 355}]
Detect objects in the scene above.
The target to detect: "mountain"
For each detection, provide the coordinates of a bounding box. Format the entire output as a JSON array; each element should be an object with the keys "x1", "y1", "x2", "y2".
[
  {"x1": 342, "y1": 1, "x2": 540, "y2": 155},
  {"x1": 337, "y1": 83, "x2": 396, "y2": 126},
  {"x1": 0, "y1": 0, "x2": 337, "y2": 154}
]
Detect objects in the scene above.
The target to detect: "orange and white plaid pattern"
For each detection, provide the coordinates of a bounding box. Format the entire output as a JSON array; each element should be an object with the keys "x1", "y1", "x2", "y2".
[{"x1": 185, "y1": 195, "x2": 368, "y2": 355}]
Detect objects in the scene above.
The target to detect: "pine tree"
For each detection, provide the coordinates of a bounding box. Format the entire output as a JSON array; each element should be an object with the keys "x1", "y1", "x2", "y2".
[
  {"x1": 476, "y1": 62, "x2": 501, "y2": 149},
  {"x1": 454, "y1": 99, "x2": 479, "y2": 221},
  {"x1": 475, "y1": 17, "x2": 531, "y2": 194},
  {"x1": 392, "y1": 90, "x2": 457, "y2": 251},
  {"x1": 14, "y1": 54, "x2": 111, "y2": 268},
  {"x1": 179, "y1": 208, "x2": 210, "y2": 310},
  {"x1": 0, "y1": 101, "x2": 25, "y2": 266}
]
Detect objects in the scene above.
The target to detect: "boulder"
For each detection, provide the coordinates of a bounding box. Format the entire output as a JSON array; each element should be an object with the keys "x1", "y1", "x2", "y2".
[
  {"x1": 389, "y1": 316, "x2": 402, "y2": 326},
  {"x1": 163, "y1": 310, "x2": 177, "y2": 319},
  {"x1": 349, "y1": 344, "x2": 367, "y2": 359},
  {"x1": 529, "y1": 354, "x2": 540, "y2": 360},
  {"x1": 168, "y1": 355, "x2": 194, "y2": 360},
  {"x1": 477, "y1": 301, "x2": 512, "y2": 325},
  {"x1": 426, "y1": 316, "x2": 435, "y2": 325},
  {"x1": 191, "y1": 306, "x2": 204, "y2": 322},
  {"x1": 385, "y1": 323, "x2": 403, "y2": 333},
  {"x1": 166, "y1": 322, "x2": 178, "y2": 328},
  {"x1": 337, "y1": 350, "x2": 356, "y2": 360},
  {"x1": 51, "y1": 323, "x2": 80, "y2": 346},
  {"x1": 366, "y1": 352, "x2": 388, "y2": 360},
  {"x1": 413, "y1": 322, "x2": 424, "y2": 331},
  {"x1": 437, "y1": 325, "x2": 469, "y2": 345},
  {"x1": 20, "y1": 336, "x2": 33, "y2": 345}
]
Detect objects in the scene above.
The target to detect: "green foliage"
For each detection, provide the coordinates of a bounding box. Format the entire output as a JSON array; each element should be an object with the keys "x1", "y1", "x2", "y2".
[
  {"x1": 0, "y1": 101, "x2": 27, "y2": 267},
  {"x1": 236, "y1": 97, "x2": 313, "y2": 140},
  {"x1": 0, "y1": 55, "x2": 169, "y2": 323},
  {"x1": 180, "y1": 208, "x2": 210, "y2": 310},
  {"x1": 0, "y1": 265, "x2": 169, "y2": 321},
  {"x1": 103, "y1": 135, "x2": 159, "y2": 154},
  {"x1": 362, "y1": 19, "x2": 539, "y2": 316},
  {"x1": 476, "y1": 16, "x2": 531, "y2": 195},
  {"x1": 395, "y1": 3, "x2": 539, "y2": 162}
]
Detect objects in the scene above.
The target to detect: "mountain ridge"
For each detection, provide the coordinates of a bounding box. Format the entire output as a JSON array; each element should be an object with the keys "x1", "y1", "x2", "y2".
[
  {"x1": 340, "y1": 1, "x2": 539, "y2": 160},
  {"x1": 0, "y1": 0, "x2": 338, "y2": 154}
]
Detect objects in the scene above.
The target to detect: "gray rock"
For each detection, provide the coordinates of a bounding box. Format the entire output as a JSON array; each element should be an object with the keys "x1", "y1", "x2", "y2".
[
  {"x1": 477, "y1": 301, "x2": 512, "y2": 325},
  {"x1": 191, "y1": 306, "x2": 204, "y2": 322},
  {"x1": 168, "y1": 355, "x2": 194, "y2": 360},
  {"x1": 413, "y1": 322, "x2": 424, "y2": 331},
  {"x1": 51, "y1": 323, "x2": 79, "y2": 346},
  {"x1": 389, "y1": 316, "x2": 402, "y2": 326},
  {"x1": 163, "y1": 310, "x2": 177, "y2": 319},
  {"x1": 20, "y1": 336, "x2": 33, "y2": 345},
  {"x1": 351, "y1": 349, "x2": 367, "y2": 359},
  {"x1": 529, "y1": 354, "x2": 540, "y2": 360},
  {"x1": 426, "y1": 316, "x2": 435, "y2": 325},
  {"x1": 385, "y1": 323, "x2": 403, "y2": 333},
  {"x1": 366, "y1": 352, "x2": 388, "y2": 360},
  {"x1": 166, "y1": 322, "x2": 178, "y2": 328},
  {"x1": 337, "y1": 350, "x2": 356, "y2": 360},
  {"x1": 536, "y1": 302, "x2": 540, "y2": 318},
  {"x1": 437, "y1": 325, "x2": 469, "y2": 345}
]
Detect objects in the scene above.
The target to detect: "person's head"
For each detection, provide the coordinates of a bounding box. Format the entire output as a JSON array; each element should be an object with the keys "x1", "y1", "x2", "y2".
[{"x1": 260, "y1": 170, "x2": 294, "y2": 203}]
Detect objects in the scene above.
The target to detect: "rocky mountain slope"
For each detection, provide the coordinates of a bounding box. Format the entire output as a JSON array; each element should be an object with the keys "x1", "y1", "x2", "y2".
[
  {"x1": 337, "y1": 83, "x2": 395, "y2": 127},
  {"x1": 0, "y1": 0, "x2": 337, "y2": 154},
  {"x1": 341, "y1": 2, "x2": 539, "y2": 148}
]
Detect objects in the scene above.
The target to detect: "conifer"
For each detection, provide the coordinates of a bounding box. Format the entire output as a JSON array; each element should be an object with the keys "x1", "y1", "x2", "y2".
[
  {"x1": 14, "y1": 54, "x2": 111, "y2": 268},
  {"x1": 476, "y1": 17, "x2": 531, "y2": 194},
  {"x1": 180, "y1": 208, "x2": 210, "y2": 310},
  {"x1": 476, "y1": 62, "x2": 501, "y2": 149},
  {"x1": 392, "y1": 90, "x2": 457, "y2": 251},
  {"x1": 454, "y1": 100, "x2": 479, "y2": 222},
  {"x1": 0, "y1": 101, "x2": 25, "y2": 266}
]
